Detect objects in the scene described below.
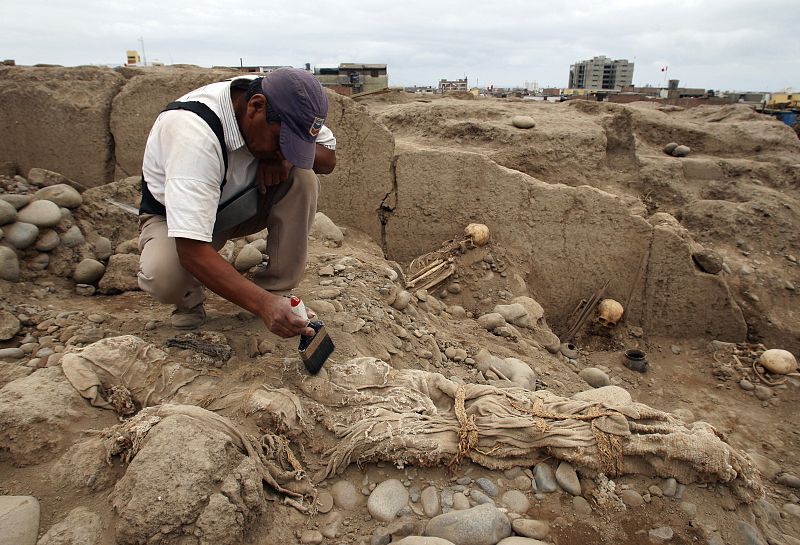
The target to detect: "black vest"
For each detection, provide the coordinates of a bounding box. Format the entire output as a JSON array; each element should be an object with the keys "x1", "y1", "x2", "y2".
[{"x1": 139, "y1": 101, "x2": 229, "y2": 216}]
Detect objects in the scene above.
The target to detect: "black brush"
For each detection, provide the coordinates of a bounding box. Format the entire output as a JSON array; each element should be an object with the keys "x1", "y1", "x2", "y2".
[
  {"x1": 298, "y1": 320, "x2": 334, "y2": 374},
  {"x1": 290, "y1": 296, "x2": 334, "y2": 374}
]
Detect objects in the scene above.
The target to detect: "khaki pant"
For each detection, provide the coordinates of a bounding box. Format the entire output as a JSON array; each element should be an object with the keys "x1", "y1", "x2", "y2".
[{"x1": 137, "y1": 168, "x2": 319, "y2": 310}]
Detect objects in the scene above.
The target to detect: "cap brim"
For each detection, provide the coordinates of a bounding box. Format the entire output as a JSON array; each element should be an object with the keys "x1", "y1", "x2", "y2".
[{"x1": 280, "y1": 126, "x2": 315, "y2": 170}]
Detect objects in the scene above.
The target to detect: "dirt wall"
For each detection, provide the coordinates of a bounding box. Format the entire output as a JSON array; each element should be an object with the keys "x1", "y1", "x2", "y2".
[
  {"x1": 385, "y1": 148, "x2": 747, "y2": 340},
  {"x1": 0, "y1": 66, "x2": 125, "y2": 186},
  {"x1": 109, "y1": 67, "x2": 240, "y2": 179},
  {"x1": 318, "y1": 92, "x2": 395, "y2": 242}
]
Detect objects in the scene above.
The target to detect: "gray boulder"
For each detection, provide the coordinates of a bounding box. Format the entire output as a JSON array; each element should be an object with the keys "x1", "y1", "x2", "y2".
[
  {"x1": 0, "y1": 200, "x2": 16, "y2": 225},
  {"x1": 672, "y1": 145, "x2": 691, "y2": 157},
  {"x1": 73, "y1": 259, "x2": 106, "y2": 285},
  {"x1": 97, "y1": 254, "x2": 140, "y2": 294},
  {"x1": 511, "y1": 116, "x2": 536, "y2": 129},
  {"x1": 0, "y1": 246, "x2": 19, "y2": 281},
  {"x1": 692, "y1": 249, "x2": 724, "y2": 274},
  {"x1": 425, "y1": 503, "x2": 511, "y2": 545},
  {"x1": 34, "y1": 184, "x2": 83, "y2": 209},
  {"x1": 310, "y1": 212, "x2": 344, "y2": 245},
  {"x1": 367, "y1": 479, "x2": 409, "y2": 522},
  {"x1": 35, "y1": 229, "x2": 61, "y2": 252},
  {"x1": 4, "y1": 222, "x2": 39, "y2": 249},
  {"x1": 17, "y1": 200, "x2": 62, "y2": 227}
]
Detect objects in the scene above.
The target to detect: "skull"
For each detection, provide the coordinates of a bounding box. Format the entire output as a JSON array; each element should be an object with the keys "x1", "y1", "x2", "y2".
[
  {"x1": 464, "y1": 223, "x2": 490, "y2": 247},
  {"x1": 596, "y1": 299, "x2": 624, "y2": 327}
]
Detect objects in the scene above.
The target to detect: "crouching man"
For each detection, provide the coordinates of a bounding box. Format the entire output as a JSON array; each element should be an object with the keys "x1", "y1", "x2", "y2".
[{"x1": 137, "y1": 68, "x2": 336, "y2": 337}]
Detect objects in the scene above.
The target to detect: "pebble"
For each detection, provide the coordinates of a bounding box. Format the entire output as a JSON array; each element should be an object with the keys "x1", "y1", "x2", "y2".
[
  {"x1": 300, "y1": 529, "x2": 323, "y2": 544},
  {"x1": 16, "y1": 200, "x2": 61, "y2": 227},
  {"x1": 425, "y1": 503, "x2": 511, "y2": 545},
  {"x1": 661, "y1": 478, "x2": 677, "y2": 497},
  {"x1": 34, "y1": 229, "x2": 60, "y2": 252},
  {"x1": 748, "y1": 451, "x2": 780, "y2": 480},
  {"x1": 692, "y1": 249, "x2": 723, "y2": 274},
  {"x1": 572, "y1": 385, "x2": 631, "y2": 406},
  {"x1": 61, "y1": 225, "x2": 85, "y2": 247},
  {"x1": 421, "y1": 486, "x2": 440, "y2": 517},
  {"x1": 368, "y1": 479, "x2": 409, "y2": 522},
  {"x1": 475, "y1": 478, "x2": 498, "y2": 497},
  {"x1": 511, "y1": 116, "x2": 536, "y2": 129},
  {"x1": 478, "y1": 313, "x2": 506, "y2": 330},
  {"x1": 777, "y1": 474, "x2": 800, "y2": 489},
  {"x1": 0, "y1": 246, "x2": 19, "y2": 281},
  {"x1": 0, "y1": 310, "x2": 21, "y2": 341},
  {"x1": 533, "y1": 463, "x2": 558, "y2": 493},
  {"x1": 754, "y1": 385, "x2": 773, "y2": 400},
  {"x1": 29, "y1": 253, "x2": 49, "y2": 271},
  {"x1": 737, "y1": 521, "x2": 765, "y2": 545},
  {"x1": 234, "y1": 245, "x2": 263, "y2": 271},
  {"x1": 0, "y1": 347, "x2": 24, "y2": 359},
  {"x1": 739, "y1": 265, "x2": 753, "y2": 275},
  {"x1": 441, "y1": 489, "x2": 454, "y2": 508},
  {"x1": 783, "y1": 503, "x2": 800, "y2": 517},
  {"x1": 470, "y1": 490, "x2": 494, "y2": 505},
  {"x1": 497, "y1": 536, "x2": 548, "y2": 545},
  {"x1": 317, "y1": 490, "x2": 334, "y2": 513},
  {"x1": 672, "y1": 145, "x2": 690, "y2": 157},
  {"x1": 0, "y1": 199, "x2": 17, "y2": 225},
  {"x1": 456, "y1": 477, "x2": 471, "y2": 486},
  {"x1": 578, "y1": 368, "x2": 610, "y2": 388},
  {"x1": 620, "y1": 489, "x2": 644, "y2": 507},
  {"x1": 93, "y1": 236, "x2": 112, "y2": 261},
  {"x1": 511, "y1": 519, "x2": 549, "y2": 539},
  {"x1": 34, "y1": 184, "x2": 82, "y2": 208},
  {"x1": 453, "y1": 492, "x2": 471, "y2": 510},
  {"x1": 680, "y1": 501, "x2": 697, "y2": 519},
  {"x1": 394, "y1": 538, "x2": 456, "y2": 545},
  {"x1": 73, "y1": 259, "x2": 106, "y2": 284},
  {"x1": 331, "y1": 480, "x2": 361, "y2": 510},
  {"x1": 4, "y1": 222, "x2": 39, "y2": 249},
  {"x1": 648, "y1": 485, "x2": 663, "y2": 497},
  {"x1": 75, "y1": 284, "x2": 96, "y2": 297},
  {"x1": 572, "y1": 496, "x2": 592, "y2": 515},
  {"x1": 447, "y1": 305, "x2": 467, "y2": 319},
  {"x1": 500, "y1": 490, "x2": 529, "y2": 514},
  {"x1": 555, "y1": 462, "x2": 581, "y2": 496},
  {"x1": 392, "y1": 290, "x2": 412, "y2": 310},
  {"x1": 513, "y1": 476, "x2": 532, "y2": 491},
  {"x1": 649, "y1": 526, "x2": 674, "y2": 541},
  {"x1": 739, "y1": 379, "x2": 755, "y2": 391}
]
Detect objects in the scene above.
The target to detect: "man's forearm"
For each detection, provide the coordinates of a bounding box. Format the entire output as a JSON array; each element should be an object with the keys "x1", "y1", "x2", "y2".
[{"x1": 175, "y1": 238, "x2": 271, "y2": 315}]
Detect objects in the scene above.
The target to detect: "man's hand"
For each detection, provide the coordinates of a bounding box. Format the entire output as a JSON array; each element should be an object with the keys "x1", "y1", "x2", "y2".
[
  {"x1": 258, "y1": 292, "x2": 315, "y2": 338},
  {"x1": 257, "y1": 156, "x2": 293, "y2": 192},
  {"x1": 175, "y1": 238, "x2": 313, "y2": 338}
]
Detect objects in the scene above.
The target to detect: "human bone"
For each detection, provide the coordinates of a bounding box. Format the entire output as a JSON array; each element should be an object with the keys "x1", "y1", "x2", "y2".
[
  {"x1": 758, "y1": 349, "x2": 797, "y2": 375},
  {"x1": 465, "y1": 223, "x2": 490, "y2": 246},
  {"x1": 597, "y1": 299, "x2": 624, "y2": 327}
]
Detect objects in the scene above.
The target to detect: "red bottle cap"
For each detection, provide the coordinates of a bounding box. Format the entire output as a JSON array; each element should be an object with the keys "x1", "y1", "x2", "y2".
[{"x1": 290, "y1": 296, "x2": 301, "y2": 307}]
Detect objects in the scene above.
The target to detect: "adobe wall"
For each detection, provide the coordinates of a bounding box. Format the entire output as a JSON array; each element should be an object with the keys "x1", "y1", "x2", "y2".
[
  {"x1": 385, "y1": 148, "x2": 747, "y2": 340},
  {"x1": 0, "y1": 66, "x2": 125, "y2": 186}
]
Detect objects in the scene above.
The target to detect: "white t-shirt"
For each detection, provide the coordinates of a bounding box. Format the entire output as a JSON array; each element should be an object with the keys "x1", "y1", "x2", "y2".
[{"x1": 142, "y1": 76, "x2": 336, "y2": 242}]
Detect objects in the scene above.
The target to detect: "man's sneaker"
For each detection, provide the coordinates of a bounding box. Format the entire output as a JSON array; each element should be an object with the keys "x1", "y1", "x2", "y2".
[{"x1": 171, "y1": 304, "x2": 206, "y2": 330}]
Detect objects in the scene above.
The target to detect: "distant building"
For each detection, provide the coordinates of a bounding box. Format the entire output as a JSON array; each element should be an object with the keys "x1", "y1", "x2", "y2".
[
  {"x1": 439, "y1": 78, "x2": 468, "y2": 92},
  {"x1": 568, "y1": 56, "x2": 634, "y2": 90},
  {"x1": 314, "y1": 63, "x2": 388, "y2": 96}
]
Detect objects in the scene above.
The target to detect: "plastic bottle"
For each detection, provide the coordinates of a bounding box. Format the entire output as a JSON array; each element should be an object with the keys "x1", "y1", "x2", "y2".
[{"x1": 290, "y1": 296, "x2": 309, "y2": 323}]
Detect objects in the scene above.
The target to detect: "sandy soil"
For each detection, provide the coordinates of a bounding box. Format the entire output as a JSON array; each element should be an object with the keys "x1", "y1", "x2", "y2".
[{"x1": 1, "y1": 92, "x2": 799, "y2": 545}]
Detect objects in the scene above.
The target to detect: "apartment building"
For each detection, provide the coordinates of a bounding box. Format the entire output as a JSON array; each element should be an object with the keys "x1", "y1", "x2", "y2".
[{"x1": 568, "y1": 56, "x2": 634, "y2": 90}]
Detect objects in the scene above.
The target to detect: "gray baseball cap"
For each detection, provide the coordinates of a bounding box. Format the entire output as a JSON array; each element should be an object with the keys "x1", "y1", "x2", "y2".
[{"x1": 261, "y1": 68, "x2": 328, "y2": 170}]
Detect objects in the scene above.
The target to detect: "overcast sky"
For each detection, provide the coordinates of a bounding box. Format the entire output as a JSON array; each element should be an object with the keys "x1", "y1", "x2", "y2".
[{"x1": 4, "y1": 0, "x2": 799, "y2": 91}]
